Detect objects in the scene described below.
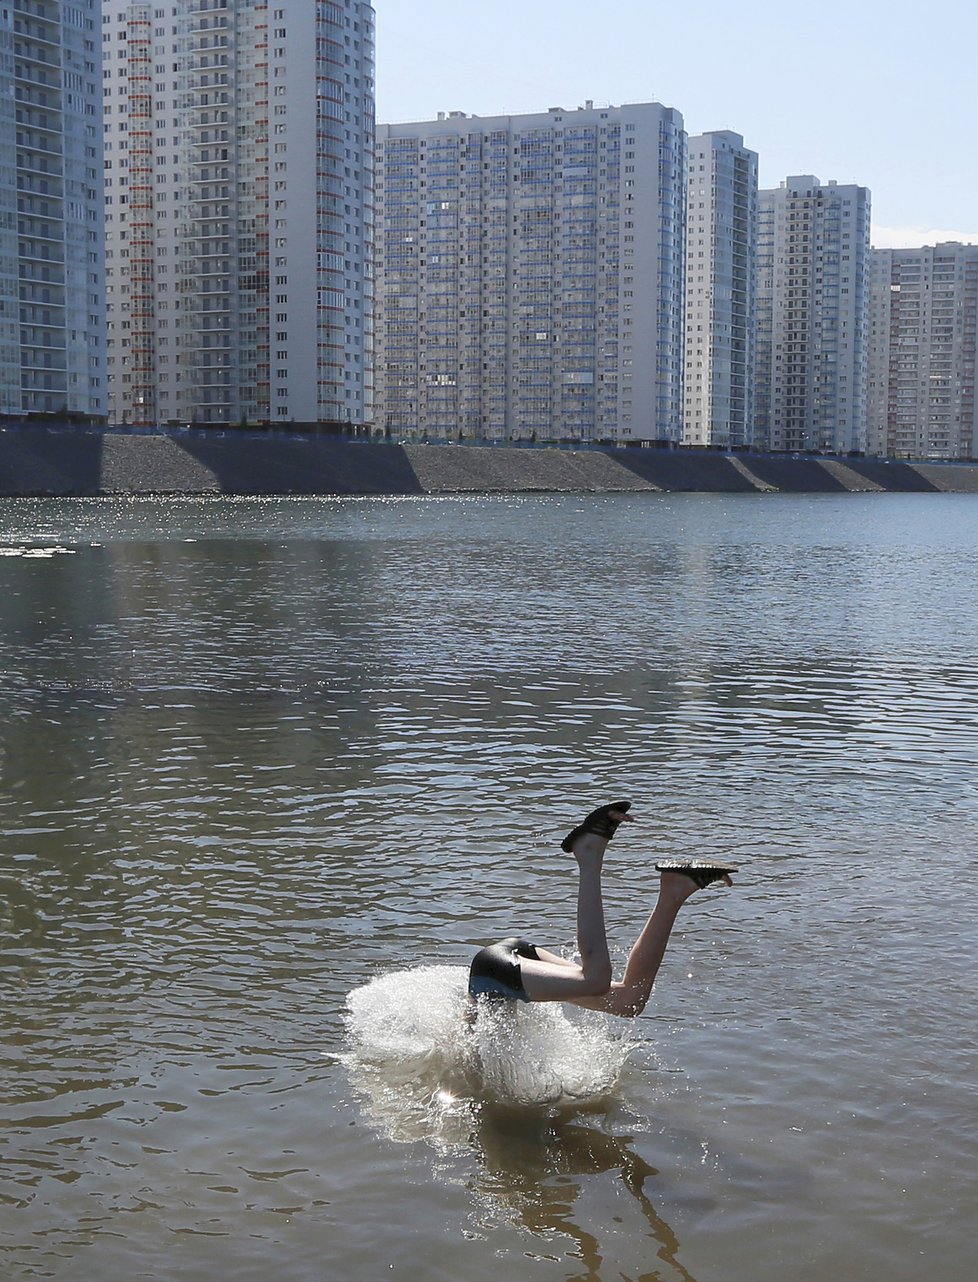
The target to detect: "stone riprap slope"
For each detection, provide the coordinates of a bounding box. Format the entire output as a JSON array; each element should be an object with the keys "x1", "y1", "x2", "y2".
[{"x1": 0, "y1": 430, "x2": 975, "y2": 496}]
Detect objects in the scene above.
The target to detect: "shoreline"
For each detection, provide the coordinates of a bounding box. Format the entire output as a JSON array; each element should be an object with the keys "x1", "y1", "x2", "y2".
[{"x1": 1, "y1": 429, "x2": 977, "y2": 496}]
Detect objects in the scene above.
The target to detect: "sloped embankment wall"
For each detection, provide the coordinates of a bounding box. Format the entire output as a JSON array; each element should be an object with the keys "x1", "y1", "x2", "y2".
[{"x1": 0, "y1": 431, "x2": 974, "y2": 496}]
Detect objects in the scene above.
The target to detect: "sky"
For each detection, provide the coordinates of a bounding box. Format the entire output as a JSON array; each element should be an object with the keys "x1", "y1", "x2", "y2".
[{"x1": 375, "y1": 0, "x2": 978, "y2": 249}]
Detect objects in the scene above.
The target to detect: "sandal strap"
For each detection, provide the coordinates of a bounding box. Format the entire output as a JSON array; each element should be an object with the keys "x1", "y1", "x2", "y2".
[
  {"x1": 655, "y1": 861, "x2": 738, "y2": 888},
  {"x1": 561, "y1": 801, "x2": 631, "y2": 853}
]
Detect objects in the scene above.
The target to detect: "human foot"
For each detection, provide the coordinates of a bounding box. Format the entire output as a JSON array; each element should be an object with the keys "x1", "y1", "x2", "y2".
[
  {"x1": 561, "y1": 802, "x2": 633, "y2": 854},
  {"x1": 655, "y1": 861, "x2": 738, "y2": 891}
]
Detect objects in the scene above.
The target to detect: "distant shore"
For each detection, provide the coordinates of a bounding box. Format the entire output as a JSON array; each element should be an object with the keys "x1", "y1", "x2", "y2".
[{"x1": 1, "y1": 427, "x2": 977, "y2": 497}]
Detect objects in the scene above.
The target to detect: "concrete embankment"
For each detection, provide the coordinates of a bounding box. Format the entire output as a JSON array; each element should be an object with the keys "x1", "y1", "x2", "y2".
[{"x1": 1, "y1": 429, "x2": 977, "y2": 497}]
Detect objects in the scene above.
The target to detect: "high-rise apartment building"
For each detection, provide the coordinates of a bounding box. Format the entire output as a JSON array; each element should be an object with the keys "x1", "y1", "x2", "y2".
[
  {"x1": 101, "y1": 0, "x2": 374, "y2": 427},
  {"x1": 0, "y1": 1, "x2": 105, "y2": 419},
  {"x1": 754, "y1": 176, "x2": 871, "y2": 453},
  {"x1": 866, "y1": 243, "x2": 978, "y2": 459},
  {"x1": 375, "y1": 101, "x2": 686, "y2": 444},
  {"x1": 683, "y1": 131, "x2": 757, "y2": 448}
]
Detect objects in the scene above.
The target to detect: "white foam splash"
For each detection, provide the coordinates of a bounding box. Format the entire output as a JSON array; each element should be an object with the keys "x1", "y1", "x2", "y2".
[{"x1": 343, "y1": 965, "x2": 633, "y2": 1141}]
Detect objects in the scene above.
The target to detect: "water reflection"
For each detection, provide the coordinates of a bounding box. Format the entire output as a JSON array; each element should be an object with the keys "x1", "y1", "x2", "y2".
[{"x1": 473, "y1": 1104, "x2": 699, "y2": 1282}]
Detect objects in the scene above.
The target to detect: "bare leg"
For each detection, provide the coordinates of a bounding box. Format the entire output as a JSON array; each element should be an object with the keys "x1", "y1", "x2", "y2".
[
  {"x1": 482, "y1": 803, "x2": 731, "y2": 1015},
  {"x1": 519, "y1": 815, "x2": 632, "y2": 1002},
  {"x1": 572, "y1": 869, "x2": 731, "y2": 1018}
]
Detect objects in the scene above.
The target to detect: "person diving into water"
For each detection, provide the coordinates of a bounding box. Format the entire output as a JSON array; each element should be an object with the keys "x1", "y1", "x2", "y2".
[{"x1": 468, "y1": 802, "x2": 736, "y2": 1018}]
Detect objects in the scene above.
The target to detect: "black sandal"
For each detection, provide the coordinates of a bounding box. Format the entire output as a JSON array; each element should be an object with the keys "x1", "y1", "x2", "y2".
[
  {"x1": 654, "y1": 861, "x2": 738, "y2": 888},
  {"x1": 561, "y1": 801, "x2": 631, "y2": 853}
]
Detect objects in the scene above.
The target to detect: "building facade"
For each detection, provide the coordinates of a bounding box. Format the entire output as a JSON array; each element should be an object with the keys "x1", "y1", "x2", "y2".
[
  {"x1": 0, "y1": 0, "x2": 105, "y2": 419},
  {"x1": 375, "y1": 101, "x2": 686, "y2": 444},
  {"x1": 866, "y1": 243, "x2": 978, "y2": 459},
  {"x1": 682, "y1": 131, "x2": 757, "y2": 448},
  {"x1": 101, "y1": 0, "x2": 374, "y2": 427},
  {"x1": 754, "y1": 176, "x2": 871, "y2": 453}
]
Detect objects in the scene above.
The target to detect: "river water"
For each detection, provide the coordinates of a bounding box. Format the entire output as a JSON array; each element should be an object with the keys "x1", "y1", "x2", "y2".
[{"x1": 0, "y1": 492, "x2": 975, "y2": 1282}]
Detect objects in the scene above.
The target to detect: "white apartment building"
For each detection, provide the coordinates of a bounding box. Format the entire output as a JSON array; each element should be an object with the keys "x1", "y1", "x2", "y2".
[
  {"x1": 682, "y1": 131, "x2": 757, "y2": 448},
  {"x1": 375, "y1": 101, "x2": 686, "y2": 444},
  {"x1": 755, "y1": 176, "x2": 871, "y2": 453},
  {"x1": 102, "y1": 0, "x2": 374, "y2": 427},
  {"x1": 867, "y1": 243, "x2": 978, "y2": 459},
  {"x1": 0, "y1": 0, "x2": 105, "y2": 419}
]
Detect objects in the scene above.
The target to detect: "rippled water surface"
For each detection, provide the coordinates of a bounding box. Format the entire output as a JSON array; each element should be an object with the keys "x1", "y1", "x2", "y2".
[{"x1": 1, "y1": 492, "x2": 976, "y2": 1282}]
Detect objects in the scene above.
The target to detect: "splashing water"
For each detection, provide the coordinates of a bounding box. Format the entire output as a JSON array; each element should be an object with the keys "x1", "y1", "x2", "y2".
[{"x1": 343, "y1": 966, "x2": 634, "y2": 1143}]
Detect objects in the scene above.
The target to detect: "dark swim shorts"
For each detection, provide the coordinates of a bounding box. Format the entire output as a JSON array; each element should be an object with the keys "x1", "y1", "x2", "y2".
[{"x1": 468, "y1": 936, "x2": 540, "y2": 1002}]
